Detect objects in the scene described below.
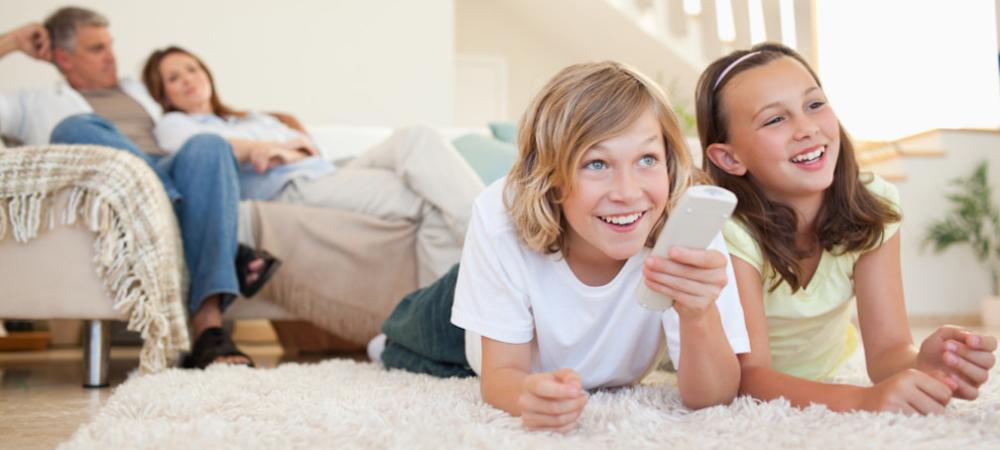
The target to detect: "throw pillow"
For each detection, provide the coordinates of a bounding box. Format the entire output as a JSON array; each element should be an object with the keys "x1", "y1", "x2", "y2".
[
  {"x1": 487, "y1": 121, "x2": 517, "y2": 144},
  {"x1": 452, "y1": 134, "x2": 517, "y2": 185}
]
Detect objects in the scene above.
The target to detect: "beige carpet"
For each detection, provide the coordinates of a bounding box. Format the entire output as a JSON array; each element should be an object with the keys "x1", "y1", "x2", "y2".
[{"x1": 60, "y1": 357, "x2": 1000, "y2": 449}]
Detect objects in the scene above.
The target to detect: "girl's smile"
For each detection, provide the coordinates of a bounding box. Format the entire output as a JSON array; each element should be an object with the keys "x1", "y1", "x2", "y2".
[{"x1": 789, "y1": 144, "x2": 828, "y2": 171}]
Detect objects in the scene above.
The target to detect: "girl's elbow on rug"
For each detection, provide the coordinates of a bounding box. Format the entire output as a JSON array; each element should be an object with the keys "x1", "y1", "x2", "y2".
[{"x1": 737, "y1": 364, "x2": 770, "y2": 397}]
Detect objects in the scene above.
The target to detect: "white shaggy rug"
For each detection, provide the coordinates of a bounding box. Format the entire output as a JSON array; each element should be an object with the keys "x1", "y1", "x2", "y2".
[{"x1": 60, "y1": 357, "x2": 1000, "y2": 449}]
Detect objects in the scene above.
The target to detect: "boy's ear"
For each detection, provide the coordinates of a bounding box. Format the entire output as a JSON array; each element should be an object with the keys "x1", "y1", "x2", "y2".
[{"x1": 705, "y1": 143, "x2": 747, "y2": 176}]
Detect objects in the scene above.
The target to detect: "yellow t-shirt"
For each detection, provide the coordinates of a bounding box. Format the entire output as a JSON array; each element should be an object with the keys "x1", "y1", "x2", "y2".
[{"x1": 723, "y1": 175, "x2": 900, "y2": 381}]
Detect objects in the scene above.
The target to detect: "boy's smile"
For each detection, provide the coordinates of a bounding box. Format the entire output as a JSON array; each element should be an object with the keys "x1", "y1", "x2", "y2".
[{"x1": 598, "y1": 211, "x2": 647, "y2": 231}]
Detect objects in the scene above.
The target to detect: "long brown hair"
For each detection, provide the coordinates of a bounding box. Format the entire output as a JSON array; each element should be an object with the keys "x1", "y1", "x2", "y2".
[
  {"x1": 695, "y1": 42, "x2": 900, "y2": 292},
  {"x1": 142, "y1": 46, "x2": 245, "y2": 118},
  {"x1": 506, "y1": 61, "x2": 700, "y2": 255}
]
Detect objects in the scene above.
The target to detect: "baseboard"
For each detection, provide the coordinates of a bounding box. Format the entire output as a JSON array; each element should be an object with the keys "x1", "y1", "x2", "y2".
[{"x1": 0, "y1": 331, "x2": 51, "y2": 351}]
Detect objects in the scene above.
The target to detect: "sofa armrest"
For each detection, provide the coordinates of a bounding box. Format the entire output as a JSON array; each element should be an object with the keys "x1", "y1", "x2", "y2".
[{"x1": 0, "y1": 144, "x2": 189, "y2": 372}]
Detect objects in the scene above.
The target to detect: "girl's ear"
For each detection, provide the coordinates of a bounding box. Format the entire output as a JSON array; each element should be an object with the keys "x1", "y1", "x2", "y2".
[{"x1": 705, "y1": 143, "x2": 747, "y2": 176}]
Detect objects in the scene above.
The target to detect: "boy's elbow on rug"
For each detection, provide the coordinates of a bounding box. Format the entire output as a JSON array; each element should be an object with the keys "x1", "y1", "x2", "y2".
[
  {"x1": 680, "y1": 390, "x2": 738, "y2": 410},
  {"x1": 679, "y1": 381, "x2": 740, "y2": 410}
]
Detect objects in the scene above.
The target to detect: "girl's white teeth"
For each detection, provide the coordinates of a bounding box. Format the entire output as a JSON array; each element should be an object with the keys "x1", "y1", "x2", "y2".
[
  {"x1": 601, "y1": 212, "x2": 643, "y2": 225},
  {"x1": 791, "y1": 146, "x2": 825, "y2": 163}
]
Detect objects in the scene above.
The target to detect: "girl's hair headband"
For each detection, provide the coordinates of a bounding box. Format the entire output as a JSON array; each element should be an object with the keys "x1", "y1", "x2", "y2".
[{"x1": 713, "y1": 51, "x2": 761, "y2": 90}]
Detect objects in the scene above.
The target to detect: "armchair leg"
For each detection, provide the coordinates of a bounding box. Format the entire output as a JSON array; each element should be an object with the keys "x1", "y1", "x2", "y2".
[{"x1": 82, "y1": 319, "x2": 110, "y2": 388}]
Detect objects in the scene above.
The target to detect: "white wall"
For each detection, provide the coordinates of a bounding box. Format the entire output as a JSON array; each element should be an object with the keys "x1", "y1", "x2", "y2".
[
  {"x1": 896, "y1": 131, "x2": 1000, "y2": 316},
  {"x1": 455, "y1": 0, "x2": 584, "y2": 124},
  {"x1": 455, "y1": 55, "x2": 508, "y2": 127},
  {"x1": 0, "y1": 0, "x2": 455, "y2": 127},
  {"x1": 816, "y1": 1, "x2": 1000, "y2": 141},
  {"x1": 455, "y1": 0, "x2": 701, "y2": 127}
]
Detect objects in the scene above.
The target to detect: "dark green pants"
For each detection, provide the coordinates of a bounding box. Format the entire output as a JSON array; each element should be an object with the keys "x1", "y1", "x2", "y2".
[{"x1": 381, "y1": 264, "x2": 475, "y2": 378}]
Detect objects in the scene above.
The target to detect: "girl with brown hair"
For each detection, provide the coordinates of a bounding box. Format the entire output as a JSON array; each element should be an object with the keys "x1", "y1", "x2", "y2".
[{"x1": 697, "y1": 42, "x2": 996, "y2": 414}]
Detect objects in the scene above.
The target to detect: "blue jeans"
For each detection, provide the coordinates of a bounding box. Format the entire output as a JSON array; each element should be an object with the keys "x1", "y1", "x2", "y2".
[{"x1": 51, "y1": 113, "x2": 241, "y2": 314}]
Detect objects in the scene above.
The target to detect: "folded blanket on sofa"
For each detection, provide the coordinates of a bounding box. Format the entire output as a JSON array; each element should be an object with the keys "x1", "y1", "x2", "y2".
[
  {"x1": 241, "y1": 200, "x2": 422, "y2": 345},
  {"x1": 0, "y1": 145, "x2": 189, "y2": 372}
]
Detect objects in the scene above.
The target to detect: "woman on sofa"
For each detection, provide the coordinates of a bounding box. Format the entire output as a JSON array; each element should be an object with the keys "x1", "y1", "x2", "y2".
[{"x1": 142, "y1": 46, "x2": 484, "y2": 287}]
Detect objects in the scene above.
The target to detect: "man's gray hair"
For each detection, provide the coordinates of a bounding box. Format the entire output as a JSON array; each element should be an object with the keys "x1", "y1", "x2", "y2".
[{"x1": 44, "y1": 6, "x2": 109, "y2": 53}]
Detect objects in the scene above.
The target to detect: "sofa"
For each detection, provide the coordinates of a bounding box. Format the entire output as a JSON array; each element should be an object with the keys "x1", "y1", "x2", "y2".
[{"x1": 0, "y1": 124, "x2": 509, "y2": 387}]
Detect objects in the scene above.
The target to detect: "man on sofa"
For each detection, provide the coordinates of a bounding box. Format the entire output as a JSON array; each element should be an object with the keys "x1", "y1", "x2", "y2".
[{"x1": 0, "y1": 7, "x2": 274, "y2": 368}]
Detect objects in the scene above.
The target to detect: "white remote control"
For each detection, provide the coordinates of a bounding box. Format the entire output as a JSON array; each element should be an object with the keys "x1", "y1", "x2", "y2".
[{"x1": 636, "y1": 185, "x2": 738, "y2": 310}]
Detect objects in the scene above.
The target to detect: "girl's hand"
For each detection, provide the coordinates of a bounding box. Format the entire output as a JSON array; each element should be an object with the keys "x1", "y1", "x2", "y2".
[
  {"x1": 855, "y1": 368, "x2": 953, "y2": 415},
  {"x1": 643, "y1": 246, "x2": 728, "y2": 320},
  {"x1": 518, "y1": 368, "x2": 588, "y2": 433},
  {"x1": 916, "y1": 326, "x2": 997, "y2": 400}
]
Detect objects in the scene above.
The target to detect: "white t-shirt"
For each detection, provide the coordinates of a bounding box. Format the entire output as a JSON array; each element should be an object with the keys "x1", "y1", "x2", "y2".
[{"x1": 451, "y1": 179, "x2": 751, "y2": 389}]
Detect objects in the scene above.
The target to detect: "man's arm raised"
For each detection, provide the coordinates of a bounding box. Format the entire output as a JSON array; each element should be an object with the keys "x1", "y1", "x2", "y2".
[{"x1": 0, "y1": 23, "x2": 51, "y2": 61}]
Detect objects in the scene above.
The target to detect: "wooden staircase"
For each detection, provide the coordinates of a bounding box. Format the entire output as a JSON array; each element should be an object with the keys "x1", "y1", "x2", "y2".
[
  {"x1": 605, "y1": 0, "x2": 820, "y2": 71},
  {"x1": 856, "y1": 130, "x2": 953, "y2": 182}
]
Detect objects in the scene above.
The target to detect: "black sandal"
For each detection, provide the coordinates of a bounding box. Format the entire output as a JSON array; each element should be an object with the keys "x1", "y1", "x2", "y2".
[
  {"x1": 180, "y1": 327, "x2": 255, "y2": 369},
  {"x1": 236, "y1": 244, "x2": 282, "y2": 298}
]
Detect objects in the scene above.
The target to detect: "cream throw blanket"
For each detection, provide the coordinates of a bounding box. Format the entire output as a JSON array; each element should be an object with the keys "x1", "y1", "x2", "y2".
[
  {"x1": 0, "y1": 145, "x2": 189, "y2": 372},
  {"x1": 244, "y1": 200, "x2": 420, "y2": 345}
]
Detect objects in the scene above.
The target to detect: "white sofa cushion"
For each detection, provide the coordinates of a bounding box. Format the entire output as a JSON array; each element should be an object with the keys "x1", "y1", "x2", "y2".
[{"x1": 306, "y1": 125, "x2": 490, "y2": 162}]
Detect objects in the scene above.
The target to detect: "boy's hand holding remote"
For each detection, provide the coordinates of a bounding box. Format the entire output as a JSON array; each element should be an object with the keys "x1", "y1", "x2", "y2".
[
  {"x1": 637, "y1": 185, "x2": 737, "y2": 314},
  {"x1": 643, "y1": 246, "x2": 730, "y2": 320}
]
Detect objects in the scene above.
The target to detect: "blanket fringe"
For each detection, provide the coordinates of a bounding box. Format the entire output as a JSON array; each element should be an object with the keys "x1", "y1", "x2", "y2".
[
  {"x1": 0, "y1": 198, "x2": 7, "y2": 241},
  {"x1": 7, "y1": 193, "x2": 47, "y2": 242},
  {"x1": 0, "y1": 145, "x2": 189, "y2": 374}
]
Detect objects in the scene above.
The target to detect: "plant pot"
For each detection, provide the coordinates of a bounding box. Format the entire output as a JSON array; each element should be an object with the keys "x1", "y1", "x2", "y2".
[{"x1": 981, "y1": 296, "x2": 1000, "y2": 327}]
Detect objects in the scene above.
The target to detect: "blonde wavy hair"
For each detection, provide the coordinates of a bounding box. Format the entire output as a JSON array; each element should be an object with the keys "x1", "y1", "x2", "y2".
[{"x1": 505, "y1": 61, "x2": 699, "y2": 255}]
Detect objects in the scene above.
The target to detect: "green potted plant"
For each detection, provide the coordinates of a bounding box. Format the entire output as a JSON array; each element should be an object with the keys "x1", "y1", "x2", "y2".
[{"x1": 923, "y1": 160, "x2": 1000, "y2": 326}]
